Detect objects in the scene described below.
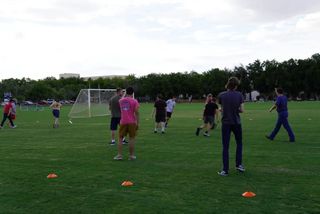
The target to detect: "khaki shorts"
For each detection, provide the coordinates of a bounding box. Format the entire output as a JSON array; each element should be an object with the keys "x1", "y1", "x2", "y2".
[{"x1": 119, "y1": 123, "x2": 138, "y2": 138}]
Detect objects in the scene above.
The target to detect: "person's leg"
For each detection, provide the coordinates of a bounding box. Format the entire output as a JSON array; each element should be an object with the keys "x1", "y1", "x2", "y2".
[
  {"x1": 1, "y1": 113, "x2": 8, "y2": 127},
  {"x1": 160, "y1": 121, "x2": 165, "y2": 133},
  {"x1": 221, "y1": 124, "x2": 231, "y2": 172},
  {"x1": 269, "y1": 114, "x2": 282, "y2": 140},
  {"x1": 232, "y1": 124, "x2": 243, "y2": 168},
  {"x1": 128, "y1": 124, "x2": 137, "y2": 159},
  {"x1": 282, "y1": 113, "x2": 295, "y2": 142},
  {"x1": 8, "y1": 116, "x2": 15, "y2": 127},
  {"x1": 116, "y1": 125, "x2": 126, "y2": 157}
]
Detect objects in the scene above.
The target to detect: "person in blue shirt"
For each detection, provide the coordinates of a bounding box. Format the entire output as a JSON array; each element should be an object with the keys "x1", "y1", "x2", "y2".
[
  {"x1": 266, "y1": 88, "x2": 295, "y2": 142},
  {"x1": 217, "y1": 77, "x2": 245, "y2": 176}
]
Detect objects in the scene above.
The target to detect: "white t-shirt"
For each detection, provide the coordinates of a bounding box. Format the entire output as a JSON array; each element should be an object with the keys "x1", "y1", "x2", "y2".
[{"x1": 166, "y1": 99, "x2": 176, "y2": 113}]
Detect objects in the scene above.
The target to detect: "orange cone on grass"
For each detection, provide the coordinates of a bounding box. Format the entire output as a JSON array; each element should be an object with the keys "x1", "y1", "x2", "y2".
[
  {"x1": 242, "y1": 191, "x2": 256, "y2": 198},
  {"x1": 47, "y1": 173, "x2": 58, "y2": 179},
  {"x1": 121, "y1": 181, "x2": 134, "y2": 186}
]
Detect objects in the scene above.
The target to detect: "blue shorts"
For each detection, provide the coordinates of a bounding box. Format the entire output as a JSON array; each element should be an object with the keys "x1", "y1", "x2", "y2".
[
  {"x1": 110, "y1": 117, "x2": 121, "y2": 131},
  {"x1": 52, "y1": 109, "x2": 60, "y2": 118}
]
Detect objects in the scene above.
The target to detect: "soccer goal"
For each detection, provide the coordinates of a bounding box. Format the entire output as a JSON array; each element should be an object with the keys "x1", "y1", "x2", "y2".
[{"x1": 68, "y1": 89, "x2": 116, "y2": 118}]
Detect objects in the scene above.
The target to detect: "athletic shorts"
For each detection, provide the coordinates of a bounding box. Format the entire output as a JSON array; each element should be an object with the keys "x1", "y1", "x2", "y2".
[
  {"x1": 166, "y1": 112, "x2": 172, "y2": 118},
  {"x1": 52, "y1": 109, "x2": 60, "y2": 118},
  {"x1": 155, "y1": 114, "x2": 166, "y2": 123},
  {"x1": 204, "y1": 116, "x2": 215, "y2": 125},
  {"x1": 110, "y1": 117, "x2": 121, "y2": 131},
  {"x1": 119, "y1": 123, "x2": 138, "y2": 138}
]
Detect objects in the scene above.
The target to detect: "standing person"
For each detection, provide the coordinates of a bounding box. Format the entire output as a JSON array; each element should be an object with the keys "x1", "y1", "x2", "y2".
[
  {"x1": 195, "y1": 94, "x2": 219, "y2": 137},
  {"x1": 8, "y1": 98, "x2": 17, "y2": 128},
  {"x1": 217, "y1": 77, "x2": 245, "y2": 176},
  {"x1": 114, "y1": 87, "x2": 139, "y2": 160},
  {"x1": 0, "y1": 98, "x2": 15, "y2": 129},
  {"x1": 109, "y1": 88, "x2": 127, "y2": 145},
  {"x1": 50, "y1": 101, "x2": 62, "y2": 128},
  {"x1": 266, "y1": 88, "x2": 295, "y2": 142},
  {"x1": 165, "y1": 96, "x2": 176, "y2": 127},
  {"x1": 152, "y1": 94, "x2": 167, "y2": 134}
]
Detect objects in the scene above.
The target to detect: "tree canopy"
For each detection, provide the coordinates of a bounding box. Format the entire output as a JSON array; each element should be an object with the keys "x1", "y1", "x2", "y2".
[{"x1": 1, "y1": 54, "x2": 320, "y2": 101}]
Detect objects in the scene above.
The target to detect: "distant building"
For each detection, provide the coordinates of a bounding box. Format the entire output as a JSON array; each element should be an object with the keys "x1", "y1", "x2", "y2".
[
  {"x1": 59, "y1": 73, "x2": 80, "y2": 79},
  {"x1": 82, "y1": 75, "x2": 127, "y2": 81}
]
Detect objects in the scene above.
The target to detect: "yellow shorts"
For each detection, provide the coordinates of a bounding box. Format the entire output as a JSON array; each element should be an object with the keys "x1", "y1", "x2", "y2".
[{"x1": 119, "y1": 123, "x2": 138, "y2": 138}]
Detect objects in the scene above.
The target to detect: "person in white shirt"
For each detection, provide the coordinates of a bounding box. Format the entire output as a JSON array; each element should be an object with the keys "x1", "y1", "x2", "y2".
[{"x1": 165, "y1": 96, "x2": 176, "y2": 127}]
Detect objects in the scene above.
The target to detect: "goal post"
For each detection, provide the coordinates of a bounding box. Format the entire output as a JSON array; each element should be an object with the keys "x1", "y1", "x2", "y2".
[{"x1": 68, "y1": 89, "x2": 116, "y2": 118}]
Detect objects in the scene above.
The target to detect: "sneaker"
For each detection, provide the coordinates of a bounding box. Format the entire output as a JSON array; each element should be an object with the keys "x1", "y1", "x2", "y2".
[
  {"x1": 128, "y1": 155, "x2": 136, "y2": 160},
  {"x1": 265, "y1": 135, "x2": 273, "y2": 141},
  {"x1": 113, "y1": 155, "x2": 123, "y2": 160},
  {"x1": 110, "y1": 141, "x2": 116, "y2": 145},
  {"x1": 203, "y1": 132, "x2": 210, "y2": 137},
  {"x1": 122, "y1": 140, "x2": 128, "y2": 145},
  {"x1": 218, "y1": 170, "x2": 229, "y2": 176},
  {"x1": 0, "y1": 126, "x2": 3, "y2": 129},
  {"x1": 195, "y1": 128, "x2": 200, "y2": 136},
  {"x1": 161, "y1": 131, "x2": 165, "y2": 134},
  {"x1": 236, "y1": 165, "x2": 245, "y2": 172},
  {"x1": 154, "y1": 130, "x2": 157, "y2": 133},
  {"x1": 289, "y1": 139, "x2": 295, "y2": 143},
  {"x1": 11, "y1": 125, "x2": 17, "y2": 129}
]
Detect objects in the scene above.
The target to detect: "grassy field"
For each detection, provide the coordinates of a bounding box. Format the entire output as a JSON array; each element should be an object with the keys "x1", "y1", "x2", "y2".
[{"x1": 0, "y1": 101, "x2": 320, "y2": 214}]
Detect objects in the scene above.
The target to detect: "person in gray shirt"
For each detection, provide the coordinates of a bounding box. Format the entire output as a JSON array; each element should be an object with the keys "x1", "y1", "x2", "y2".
[{"x1": 109, "y1": 88, "x2": 127, "y2": 145}]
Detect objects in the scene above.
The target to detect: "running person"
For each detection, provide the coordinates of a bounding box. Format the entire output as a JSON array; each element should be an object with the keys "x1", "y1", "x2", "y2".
[
  {"x1": 109, "y1": 88, "x2": 127, "y2": 145},
  {"x1": 114, "y1": 87, "x2": 139, "y2": 160},
  {"x1": 0, "y1": 98, "x2": 15, "y2": 129},
  {"x1": 50, "y1": 101, "x2": 62, "y2": 128},
  {"x1": 217, "y1": 77, "x2": 245, "y2": 176},
  {"x1": 152, "y1": 94, "x2": 167, "y2": 134},
  {"x1": 195, "y1": 94, "x2": 219, "y2": 137},
  {"x1": 266, "y1": 88, "x2": 295, "y2": 142},
  {"x1": 165, "y1": 96, "x2": 176, "y2": 127}
]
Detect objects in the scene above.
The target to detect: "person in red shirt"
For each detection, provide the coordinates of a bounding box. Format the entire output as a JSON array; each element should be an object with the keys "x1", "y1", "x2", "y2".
[{"x1": 0, "y1": 98, "x2": 16, "y2": 129}]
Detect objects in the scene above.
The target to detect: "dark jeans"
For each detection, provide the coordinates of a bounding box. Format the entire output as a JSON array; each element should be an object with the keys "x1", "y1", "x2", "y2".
[
  {"x1": 221, "y1": 124, "x2": 243, "y2": 172},
  {"x1": 269, "y1": 111, "x2": 295, "y2": 141},
  {"x1": 1, "y1": 113, "x2": 14, "y2": 127}
]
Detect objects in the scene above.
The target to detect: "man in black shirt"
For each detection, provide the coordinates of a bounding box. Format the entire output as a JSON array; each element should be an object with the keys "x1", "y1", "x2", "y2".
[
  {"x1": 152, "y1": 94, "x2": 167, "y2": 134},
  {"x1": 196, "y1": 94, "x2": 219, "y2": 137}
]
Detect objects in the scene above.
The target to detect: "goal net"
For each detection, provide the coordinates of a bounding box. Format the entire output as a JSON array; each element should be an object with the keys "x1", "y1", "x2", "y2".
[{"x1": 68, "y1": 89, "x2": 116, "y2": 118}]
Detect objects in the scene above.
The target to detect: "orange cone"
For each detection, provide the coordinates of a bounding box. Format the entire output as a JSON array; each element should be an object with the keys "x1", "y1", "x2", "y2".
[
  {"x1": 121, "y1": 181, "x2": 134, "y2": 186},
  {"x1": 47, "y1": 173, "x2": 58, "y2": 179},
  {"x1": 242, "y1": 191, "x2": 256, "y2": 198}
]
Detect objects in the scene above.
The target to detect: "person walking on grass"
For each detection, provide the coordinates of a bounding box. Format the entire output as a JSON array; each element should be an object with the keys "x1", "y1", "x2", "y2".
[
  {"x1": 266, "y1": 88, "x2": 295, "y2": 142},
  {"x1": 114, "y1": 87, "x2": 139, "y2": 160},
  {"x1": 217, "y1": 77, "x2": 245, "y2": 176},
  {"x1": 50, "y1": 101, "x2": 62, "y2": 128},
  {"x1": 152, "y1": 94, "x2": 167, "y2": 134},
  {"x1": 196, "y1": 94, "x2": 219, "y2": 137},
  {"x1": 109, "y1": 88, "x2": 127, "y2": 145},
  {"x1": 0, "y1": 98, "x2": 16, "y2": 129},
  {"x1": 165, "y1": 95, "x2": 176, "y2": 128}
]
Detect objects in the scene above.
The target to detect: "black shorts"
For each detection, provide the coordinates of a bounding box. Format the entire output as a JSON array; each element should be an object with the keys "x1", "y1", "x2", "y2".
[
  {"x1": 155, "y1": 114, "x2": 166, "y2": 123},
  {"x1": 204, "y1": 116, "x2": 215, "y2": 125},
  {"x1": 110, "y1": 117, "x2": 121, "y2": 131},
  {"x1": 52, "y1": 109, "x2": 60, "y2": 118},
  {"x1": 166, "y1": 112, "x2": 172, "y2": 118}
]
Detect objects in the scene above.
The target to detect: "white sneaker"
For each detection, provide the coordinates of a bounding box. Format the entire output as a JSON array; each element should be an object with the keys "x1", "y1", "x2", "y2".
[
  {"x1": 128, "y1": 155, "x2": 136, "y2": 160},
  {"x1": 236, "y1": 165, "x2": 245, "y2": 172},
  {"x1": 113, "y1": 155, "x2": 123, "y2": 160},
  {"x1": 217, "y1": 170, "x2": 229, "y2": 176},
  {"x1": 11, "y1": 125, "x2": 17, "y2": 129}
]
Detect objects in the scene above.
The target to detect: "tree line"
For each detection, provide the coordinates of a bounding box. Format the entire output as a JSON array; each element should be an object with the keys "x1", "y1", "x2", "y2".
[{"x1": 1, "y1": 53, "x2": 320, "y2": 102}]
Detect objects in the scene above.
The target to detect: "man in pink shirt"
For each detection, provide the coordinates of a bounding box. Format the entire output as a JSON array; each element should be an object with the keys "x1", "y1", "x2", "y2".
[{"x1": 114, "y1": 87, "x2": 140, "y2": 160}]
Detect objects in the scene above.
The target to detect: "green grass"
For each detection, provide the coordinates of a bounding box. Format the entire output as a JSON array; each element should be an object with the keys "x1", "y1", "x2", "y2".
[{"x1": 0, "y1": 102, "x2": 320, "y2": 214}]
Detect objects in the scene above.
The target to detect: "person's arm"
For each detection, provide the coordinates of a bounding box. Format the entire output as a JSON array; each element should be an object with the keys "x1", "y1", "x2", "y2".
[
  {"x1": 135, "y1": 106, "x2": 140, "y2": 129},
  {"x1": 239, "y1": 103, "x2": 244, "y2": 113},
  {"x1": 269, "y1": 104, "x2": 276, "y2": 112}
]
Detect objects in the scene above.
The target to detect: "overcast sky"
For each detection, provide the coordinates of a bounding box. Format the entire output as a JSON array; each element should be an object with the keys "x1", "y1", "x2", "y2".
[{"x1": 1, "y1": 0, "x2": 320, "y2": 80}]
